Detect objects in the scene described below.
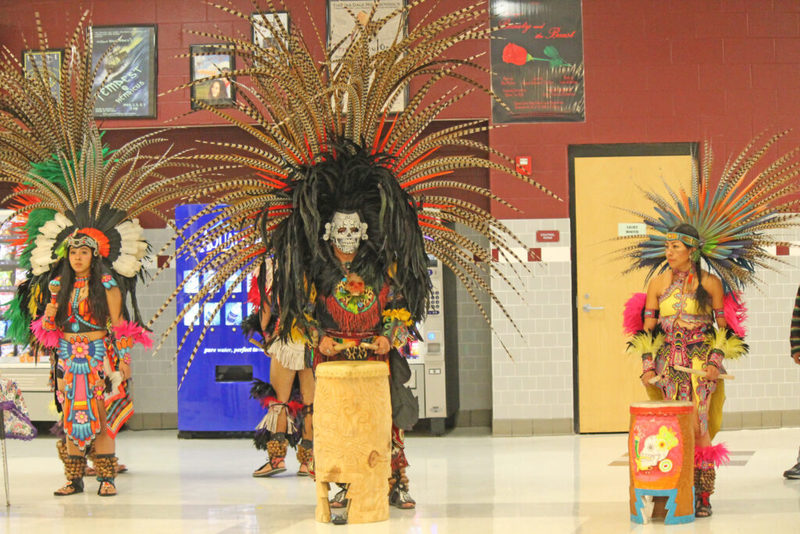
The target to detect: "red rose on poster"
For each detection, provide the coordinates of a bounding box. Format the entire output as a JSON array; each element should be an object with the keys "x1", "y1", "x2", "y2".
[{"x1": 502, "y1": 42, "x2": 531, "y2": 66}]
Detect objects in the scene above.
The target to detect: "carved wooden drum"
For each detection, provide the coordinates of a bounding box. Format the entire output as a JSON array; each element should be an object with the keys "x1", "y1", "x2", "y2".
[{"x1": 314, "y1": 360, "x2": 391, "y2": 524}]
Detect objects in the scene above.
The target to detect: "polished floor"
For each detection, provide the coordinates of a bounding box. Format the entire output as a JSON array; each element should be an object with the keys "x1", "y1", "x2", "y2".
[{"x1": 1, "y1": 426, "x2": 799, "y2": 533}]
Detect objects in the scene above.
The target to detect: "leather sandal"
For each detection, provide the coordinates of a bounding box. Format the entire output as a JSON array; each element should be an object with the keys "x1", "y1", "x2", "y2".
[
  {"x1": 329, "y1": 486, "x2": 348, "y2": 509},
  {"x1": 389, "y1": 482, "x2": 416, "y2": 509},
  {"x1": 53, "y1": 479, "x2": 84, "y2": 496},
  {"x1": 98, "y1": 479, "x2": 117, "y2": 497},
  {"x1": 252, "y1": 457, "x2": 286, "y2": 477},
  {"x1": 331, "y1": 495, "x2": 351, "y2": 525}
]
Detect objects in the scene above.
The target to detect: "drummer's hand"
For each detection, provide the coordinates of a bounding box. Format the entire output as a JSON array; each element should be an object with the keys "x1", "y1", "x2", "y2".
[
  {"x1": 793, "y1": 353, "x2": 800, "y2": 366},
  {"x1": 704, "y1": 364, "x2": 720, "y2": 382},
  {"x1": 318, "y1": 336, "x2": 337, "y2": 357},
  {"x1": 372, "y1": 336, "x2": 391, "y2": 355},
  {"x1": 640, "y1": 370, "x2": 656, "y2": 388}
]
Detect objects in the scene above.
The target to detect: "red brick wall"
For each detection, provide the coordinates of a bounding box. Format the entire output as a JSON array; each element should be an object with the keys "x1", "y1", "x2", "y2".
[
  {"x1": 490, "y1": 0, "x2": 800, "y2": 218},
  {"x1": 1, "y1": 0, "x2": 798, "y2": 219}
]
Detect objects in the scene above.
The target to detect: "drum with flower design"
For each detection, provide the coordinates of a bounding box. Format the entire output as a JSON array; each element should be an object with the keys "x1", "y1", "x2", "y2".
[{"x1": 629, "y1": 401, "x2": 694, "y2": 524}]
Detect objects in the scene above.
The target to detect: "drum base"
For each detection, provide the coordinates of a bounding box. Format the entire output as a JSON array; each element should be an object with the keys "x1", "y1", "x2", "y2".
[{"x1": 631, "y1": 488, "x2": 695, "y2": 525}]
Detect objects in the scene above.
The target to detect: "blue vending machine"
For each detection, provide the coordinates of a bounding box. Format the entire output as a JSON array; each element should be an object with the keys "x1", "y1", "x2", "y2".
[{"x1": 176, "y1": 204, "x2": 270, "y2": 436}]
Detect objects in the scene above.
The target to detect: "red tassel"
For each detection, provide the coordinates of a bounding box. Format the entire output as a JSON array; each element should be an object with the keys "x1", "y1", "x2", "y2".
[
  {"x1": 248, "y1": 274, "x2": 261, "y2": 306},
  {"x1": 287, "y1": 400, "x2": 304, "y2": 415},
  {"x1": 324, "y1": 294, "x2": 382, "y2": 334},
  {"x1": 260, "y1": 396, "x2": 279, "y2": 409}
]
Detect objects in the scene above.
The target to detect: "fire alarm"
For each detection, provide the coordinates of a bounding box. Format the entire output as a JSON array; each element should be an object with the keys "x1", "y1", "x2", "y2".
[{"x1": 515, "y1": 156, "x2": 531, "y2": 175}]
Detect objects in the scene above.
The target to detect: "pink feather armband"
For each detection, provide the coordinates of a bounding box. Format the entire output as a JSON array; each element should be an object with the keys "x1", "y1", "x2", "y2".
[
  {"x1": 112, "y1": 320, "x2": 153, "y2": 349},
  {"x1": 623, "y1": 293, "x2": 647, "y2": 335},
  {"x1": 723, "y1": 293, "x2": 747, "y2": 337},
  {"x1": 31, "y1": 317, "x2": 62, "y2": 348}
]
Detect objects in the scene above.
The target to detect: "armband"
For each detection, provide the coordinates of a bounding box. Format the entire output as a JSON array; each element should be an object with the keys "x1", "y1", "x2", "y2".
[
  {"x1": 642, "y1": 309, "x2": 657, "y2": 318},
  {"x1": 706, "y1": 327, "x2": 748, "y2": 361},
  {"x1": 101, "y1": 274, "x2": 117, "y2": 290},
  {"x1": 625, "y1": 330, "x2": 665, "y2": 359},
  {"x1": 641, "y1": 355, "x2": 656, "y2": 374},
  {"x1": 707, "y1": 349, "x2": 724, "y2": 369},
  {"x1": 31, "y1": 316, "x2": 62, "y2": 348},
  {"x1": 110, "y1": 320, "x2": 153, "y2": 365},
  {"x1": 713, "y1": 308, "x2": 725, "y2": 320}
]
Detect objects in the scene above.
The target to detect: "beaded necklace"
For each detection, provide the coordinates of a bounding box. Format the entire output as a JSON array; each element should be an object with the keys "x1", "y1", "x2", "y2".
[{"x1": 67, "y1": 277, "x2": 102, "y2": 332}]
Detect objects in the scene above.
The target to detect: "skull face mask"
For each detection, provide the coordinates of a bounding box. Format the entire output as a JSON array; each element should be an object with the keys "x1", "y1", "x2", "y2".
[{"x1": 323, "y1": 211, "x2": 368, "y2": 254}]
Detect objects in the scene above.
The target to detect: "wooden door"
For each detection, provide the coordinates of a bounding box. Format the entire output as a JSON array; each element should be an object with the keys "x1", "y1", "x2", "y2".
[{"x1": 570, "y1": 144, "x2": 695, "y2": 433}]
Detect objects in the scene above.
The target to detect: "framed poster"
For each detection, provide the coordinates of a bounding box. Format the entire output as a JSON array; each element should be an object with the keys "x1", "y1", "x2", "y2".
[
  {"x1": 90, "y1": 25, "x2": 157, "y2": 119},
  {"x1": 190, "y1": 45, "x2": 236, "y2": 110},
  {"x1": 251, "y1": 11, "x2": 290, "y2": 50},
  {"x1": 22, "y1": 49, "x2": 62, "y2": 98},
  {"x1": 327, "y1": 0, "x2": 406, "y2": 113},
  {"x1": 490, "y1": 0, "x2": 585, "y2": 123}
]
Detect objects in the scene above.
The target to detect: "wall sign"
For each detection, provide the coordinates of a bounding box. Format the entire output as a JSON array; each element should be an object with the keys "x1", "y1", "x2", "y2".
[
  {"x1": 619, "y1": 223, "x2": 647, "y2": 237},
  {"x1": 536, "y1": 230, "x2": 560, "y2": 242},
  {"x1": 490, "y1": 0, "x2": 584, "y2": 123}
]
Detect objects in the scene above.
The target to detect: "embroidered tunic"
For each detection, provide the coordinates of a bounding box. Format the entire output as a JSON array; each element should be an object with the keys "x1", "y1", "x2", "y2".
[{"x1": 650, "y1": 270, "x2": 722, "y2": 436}]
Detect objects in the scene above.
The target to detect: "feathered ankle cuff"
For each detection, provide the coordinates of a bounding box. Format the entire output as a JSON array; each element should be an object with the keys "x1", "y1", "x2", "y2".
[{"x1": 695, "y1": 443, "x2": 730, "y2": 469}]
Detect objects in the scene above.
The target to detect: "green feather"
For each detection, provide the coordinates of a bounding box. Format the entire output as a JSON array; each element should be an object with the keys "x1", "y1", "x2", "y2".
[
  {"x1": 19, "y1": 208, "x2": 56, "y2": 269},
  {"x1": 27, "y1": 153, "x2": 69, "y2": 191},
  {"x1": 2, "y1": 295, "x2": 32, "y2": 345}
]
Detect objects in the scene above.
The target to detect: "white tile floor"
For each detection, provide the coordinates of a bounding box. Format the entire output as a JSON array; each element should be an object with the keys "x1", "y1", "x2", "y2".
[{"x1": 1, "y1": 426, "x2": 799, "y2": 533}]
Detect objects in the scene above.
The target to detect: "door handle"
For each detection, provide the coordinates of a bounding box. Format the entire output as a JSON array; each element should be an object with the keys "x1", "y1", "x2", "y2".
[{"x1": 582, "y1": 304, "x2": 604, "y2": 312}]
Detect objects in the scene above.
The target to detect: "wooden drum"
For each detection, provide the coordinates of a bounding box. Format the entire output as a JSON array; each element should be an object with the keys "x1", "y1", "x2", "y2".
[
  {"x1": 314, "y1": 360, "x2": 392, "y2": 524},
  {"x1": 629, "y1": 400, "x2": 695, "y2": 524}
]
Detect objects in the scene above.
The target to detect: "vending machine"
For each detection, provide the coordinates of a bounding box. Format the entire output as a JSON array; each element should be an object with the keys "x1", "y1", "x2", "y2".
[
  {"x1": 406, "y1": 255, "x2": 459, "y2": 435},
  {"x1": 175, "y1": 204, "x2": 270, "y2": 436}
]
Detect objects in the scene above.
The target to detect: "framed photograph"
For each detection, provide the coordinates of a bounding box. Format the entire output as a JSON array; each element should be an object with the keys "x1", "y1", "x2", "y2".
[
  {"x1": 327, "y1": 0, "x2": 406, "y2": 113},
  {"x1": 251, "y1": 12, "x2": 290, "y2": 50},
  {"x1": 90, "y1": 25, "x2": 157, "y2": 119},
  {"x1": 22, "y1": 49, "x2": 62, "y2": 98},
  {"x1": 190, "y1": 44, "x2": 236, "y2": 110}
]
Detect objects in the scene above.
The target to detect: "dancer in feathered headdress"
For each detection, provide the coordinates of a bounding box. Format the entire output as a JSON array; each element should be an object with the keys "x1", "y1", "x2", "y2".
[
  {"x1": 150, "y1": 0, "x2": 559, "y2": 519},
  {"x1": 620, "y1": 132, "x2": 800, "y2": 518},
  {"x1": 0, "y1": 12, "x2": 216, "y2": 497}
]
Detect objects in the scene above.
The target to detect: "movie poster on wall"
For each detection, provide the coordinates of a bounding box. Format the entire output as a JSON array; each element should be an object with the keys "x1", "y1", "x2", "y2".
[
  {"x1": 90, "y1": 25, "x2": 157, "y2": 119},
  {"x1": 490, "y1": 0, "x2": 584, "y2": 123},
  {"x1": 327, "y1": 0, "x2": 407, "y2": 112}
]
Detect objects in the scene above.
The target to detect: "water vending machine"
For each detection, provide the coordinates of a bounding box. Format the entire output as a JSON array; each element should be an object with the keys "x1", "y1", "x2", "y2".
[
  {"x1": 175, "y1": 204, "x2": 270, "y2": 436},
  {"x1": 407, "y1": 255, "x2": 459, "y2": 435}
]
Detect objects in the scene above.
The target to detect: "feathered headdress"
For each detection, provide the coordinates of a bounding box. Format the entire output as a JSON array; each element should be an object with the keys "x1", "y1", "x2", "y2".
[
  {"x1": 150, "y1": 0, "x2": 561, "y2": 382},
  {"x1": 0, "y1": 12, "x2": 220, "y2": 337},
  {"x1": 617, "y1": 131, "x2": 800, "y2": 293}
]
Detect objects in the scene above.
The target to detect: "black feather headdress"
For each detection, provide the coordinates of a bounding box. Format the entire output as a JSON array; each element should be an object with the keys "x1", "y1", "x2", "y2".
[{"x1": 152, "y1": 0, "x2": 562, "y2": 383}]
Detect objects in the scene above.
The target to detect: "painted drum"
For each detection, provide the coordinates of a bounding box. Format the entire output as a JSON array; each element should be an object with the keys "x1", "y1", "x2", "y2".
[{"x1": 629, "y1": 400, "x2": 695, "y2": 524}]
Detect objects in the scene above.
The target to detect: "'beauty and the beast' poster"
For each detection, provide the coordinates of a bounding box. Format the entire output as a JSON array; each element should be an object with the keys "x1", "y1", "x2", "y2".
[{"x1": 491, "y1": 0, "x2": 584, "y2": 123}]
